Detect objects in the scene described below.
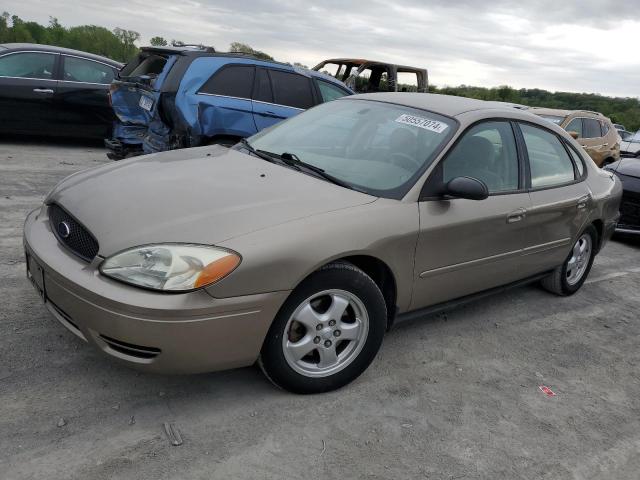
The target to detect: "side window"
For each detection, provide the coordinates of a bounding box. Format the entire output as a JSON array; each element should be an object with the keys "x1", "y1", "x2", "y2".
[
  {"x1": 63, "y1": 56, "x2": 115, "y2": 84},
  {"x1": 0, "y1": 52, "x2": 56, "y2": 79},
  {"x1": 565, "y1": 118, "x2": 583, "y2": 138},
  {"x1": 316, "y1": 80, "x2": 349, "y2": 103},
  {"x1": 442, "y1": 121, "x2": 519, "y2": 193},
  {"x1": 583, "y1": 118, "x2": 602, "y2": 139},
  {"x1": 199, "y1": 65, "x2": 255, "y2": 99},
  {"x1": 565, "y1": 143, "x2": 585, "y2": 177},
  {"x1": 600, "y1": 120, "x2": 610, "y2": 136},
  {"x1": 269, "y1": 70, "x2": 314, "y2": 109},
  {"x1": 253, "y1": 68, "x2": 272, "y2": 103},
  {"x1": 521, "y1": 124, "x2": 576, "y2": 188}
]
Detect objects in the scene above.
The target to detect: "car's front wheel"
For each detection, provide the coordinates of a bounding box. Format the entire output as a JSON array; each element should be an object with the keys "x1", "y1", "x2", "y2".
[
  {"x1": 259, "y1": 262, "x2": 386, "y2": 394},
  {"x1": 541, "y1": 225, "x2": 597, "y2": 295}
]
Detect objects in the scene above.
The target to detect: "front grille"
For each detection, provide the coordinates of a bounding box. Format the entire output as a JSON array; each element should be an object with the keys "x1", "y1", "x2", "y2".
[
  {"x1": 48, "y1": 204, "x2": 99, "y2": 261},
  {"x1": 619, "y1": 194, "x2": 640, "y2": 229},
  {"x1": 99, "y1": 335, "x2": 161, "y2": 359}
]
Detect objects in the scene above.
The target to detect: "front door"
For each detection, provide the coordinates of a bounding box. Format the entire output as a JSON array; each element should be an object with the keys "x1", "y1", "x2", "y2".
[
  {"x1": 412, "y1": 120, "x2": 532, "y2": 310},
  {"x1": 0, "y1": 51, "x2": 59, "y2": 134}
]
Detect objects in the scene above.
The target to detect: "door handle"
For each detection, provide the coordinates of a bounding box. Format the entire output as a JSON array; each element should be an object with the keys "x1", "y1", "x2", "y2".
[
  {"x1": 577, "y1": 195, "x2": 590, "y2": 210},
  {"x1": 33, "y1": 88, "x2": 54, "y2": 94},
  {"x1": 507, "y1": 208, "x2": 527, "y2": 223}
]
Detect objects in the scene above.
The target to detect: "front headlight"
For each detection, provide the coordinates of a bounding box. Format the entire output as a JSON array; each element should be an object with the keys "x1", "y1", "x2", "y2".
[{"x1": 100, "y1": 244, "x2": 241, "y2": 292}]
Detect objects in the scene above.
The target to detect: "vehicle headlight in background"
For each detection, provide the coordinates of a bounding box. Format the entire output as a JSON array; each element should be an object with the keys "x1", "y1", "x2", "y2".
[{"x1": 100, "y1": 244, "x2": 241, "y2": 292}]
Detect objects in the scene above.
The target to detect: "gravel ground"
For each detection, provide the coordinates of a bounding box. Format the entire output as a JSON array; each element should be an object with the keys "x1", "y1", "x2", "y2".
[{"x1": 1, "y1": 138, "x2": 639, "y2": 480}]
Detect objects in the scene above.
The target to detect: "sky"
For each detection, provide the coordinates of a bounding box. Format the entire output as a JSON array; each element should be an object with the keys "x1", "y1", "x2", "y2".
[{"x1": 8, "y1": 0, "x2": 640, "y2": 97}]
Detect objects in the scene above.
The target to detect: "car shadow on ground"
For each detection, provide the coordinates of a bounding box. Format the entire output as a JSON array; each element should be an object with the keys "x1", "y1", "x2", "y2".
[{"x1": 0, "y1": 133, "x2": 105, "y2": 149}]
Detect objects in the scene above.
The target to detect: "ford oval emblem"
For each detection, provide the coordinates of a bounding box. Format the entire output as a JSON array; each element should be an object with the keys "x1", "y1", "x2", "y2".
[{"x1": 57, "y1": 221, "x2": 71, "y2": 239}]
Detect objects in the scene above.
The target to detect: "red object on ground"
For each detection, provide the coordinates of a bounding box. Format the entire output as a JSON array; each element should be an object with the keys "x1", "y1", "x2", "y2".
[{"x1": 539, "y1": 385, "x2": 556, "y2": 397}]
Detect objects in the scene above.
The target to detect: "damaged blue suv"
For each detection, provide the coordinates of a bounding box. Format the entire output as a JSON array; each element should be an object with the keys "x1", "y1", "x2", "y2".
[{"x1": 106, "y1": 46, "x2": 353, "y2": 159}]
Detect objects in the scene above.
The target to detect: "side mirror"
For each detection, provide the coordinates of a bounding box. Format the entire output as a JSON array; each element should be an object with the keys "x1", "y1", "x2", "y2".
[
  {"x1": 445, "y1": 176, "x2": 489, "y2": 200},
  {"x1": 568, "y1": 131, "x2": 580, "y2": 139}
]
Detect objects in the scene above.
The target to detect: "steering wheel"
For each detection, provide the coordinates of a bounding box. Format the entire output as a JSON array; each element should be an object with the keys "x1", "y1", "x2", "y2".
[{"x1": 390, "y1": 152, "x2": 421, "y2": 171}]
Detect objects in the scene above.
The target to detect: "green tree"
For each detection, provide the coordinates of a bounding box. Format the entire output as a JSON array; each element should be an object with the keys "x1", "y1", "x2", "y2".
[
  {"x1": 113, "y1": 27, "x2": 140, "y2": 61},
  {"x1": 229, "y1": 41, "x2": 274, "y2": 61},
  {"x1": 150, "y1": 36, "x2": 167, "y2": 46}
]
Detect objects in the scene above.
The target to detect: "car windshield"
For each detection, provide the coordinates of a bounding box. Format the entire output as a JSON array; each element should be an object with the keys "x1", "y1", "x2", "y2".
[
  {"x1": 246, "y1": 99, "x2": 456, "y2": 199},
  {"x1": 536, "y1": 114, "x2": 565, "y2": 125},
  {"x1": 627, "y1": 130, "x2": 640, "y2": 143}
]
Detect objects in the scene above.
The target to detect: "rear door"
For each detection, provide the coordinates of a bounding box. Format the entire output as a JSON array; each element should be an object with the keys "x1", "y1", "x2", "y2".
[
  {"x1": 517, "y1": 122, "x2": 591, "y2": 272},
  {"x1": 0, "y1": 50, "x2": 59, "y2": 134},
  {"x1": 252, "y1": 68, "x2": 314, "y2": 130},
  {"x1": 56, "y1": 55, "x2": 118, "y2": 138},
  {"x1": 196, "y1": 63, "x2": 257, "y2": 138}
]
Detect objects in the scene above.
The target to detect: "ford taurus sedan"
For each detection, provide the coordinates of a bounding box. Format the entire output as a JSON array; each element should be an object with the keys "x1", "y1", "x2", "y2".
[{"x1": 24, "y1": 93, "x2": 622, "y2": 393}]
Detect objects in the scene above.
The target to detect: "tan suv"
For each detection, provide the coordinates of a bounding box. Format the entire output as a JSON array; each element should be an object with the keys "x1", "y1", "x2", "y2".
[{"x1": 531, "y1": 108, "x2": 620, "y2": 167}]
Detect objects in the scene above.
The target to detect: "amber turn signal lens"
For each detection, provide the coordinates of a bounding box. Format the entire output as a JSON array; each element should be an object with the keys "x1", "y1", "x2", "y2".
[{"x1": 194, "y1": 254, "x2": 241, "y2": 288}]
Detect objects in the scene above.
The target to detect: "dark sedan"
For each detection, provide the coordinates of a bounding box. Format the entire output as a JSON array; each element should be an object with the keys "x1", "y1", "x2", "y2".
[
  {"x1": 0, "y1": 43, "x2": 122, "y2": 139},
  {"x1": 605, "y1": 158, "x2": 640, "y2": 235}
]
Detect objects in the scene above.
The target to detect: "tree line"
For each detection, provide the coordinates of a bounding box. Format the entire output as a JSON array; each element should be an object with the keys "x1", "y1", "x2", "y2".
[
  {"x1": 1, "y1": 12, "x2": 638, "y2": 131},
  {"x1": 430, "y1": 85, "x2": 640, "y2": 132}
]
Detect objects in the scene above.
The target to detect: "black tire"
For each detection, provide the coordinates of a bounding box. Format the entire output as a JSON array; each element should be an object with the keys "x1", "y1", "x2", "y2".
[
  {"x1": 259, "y1": 262, "x2": 387, "y2": 394},
  {"x1": 541, "y1": 225, "x2": 598, "y2": 296}
]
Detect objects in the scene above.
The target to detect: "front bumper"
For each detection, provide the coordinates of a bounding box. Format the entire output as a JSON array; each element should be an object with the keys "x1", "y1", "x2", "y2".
[{"x1": 23, "y1": 207, "x2": 289, "y2": 374}]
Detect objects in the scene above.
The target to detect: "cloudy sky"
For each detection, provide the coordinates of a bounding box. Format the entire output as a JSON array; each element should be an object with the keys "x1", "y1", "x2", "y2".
[{"x1": 9, "y1": 0, "x2": 640, "y2": 97}]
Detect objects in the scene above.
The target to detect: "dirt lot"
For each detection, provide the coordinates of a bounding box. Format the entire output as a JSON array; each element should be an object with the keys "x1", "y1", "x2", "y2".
[{"x1": 1, "y1": 138, "x2": 639, "y2": 480}]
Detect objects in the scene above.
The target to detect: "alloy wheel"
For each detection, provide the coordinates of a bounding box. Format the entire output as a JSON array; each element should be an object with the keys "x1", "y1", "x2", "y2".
[{"x1": 282, "y1": 289, "x2": 369, "y2": 378}]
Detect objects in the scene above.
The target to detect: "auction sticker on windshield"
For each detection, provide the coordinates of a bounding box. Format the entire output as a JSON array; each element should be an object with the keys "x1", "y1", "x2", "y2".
[{"x1": 395, "y1": 114, "x2": 448, "y2": 133}]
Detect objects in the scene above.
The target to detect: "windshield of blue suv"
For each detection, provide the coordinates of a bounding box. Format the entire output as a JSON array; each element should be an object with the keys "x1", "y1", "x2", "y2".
[{"x1": 246, "y1": 99, "x2": 456, "y2": 199}]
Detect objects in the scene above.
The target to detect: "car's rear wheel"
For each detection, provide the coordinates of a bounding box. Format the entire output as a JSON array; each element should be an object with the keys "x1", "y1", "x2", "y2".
[
  {"x1": 541, "y1": 225, "x2": 597, "y2": 296},
  {"x1": 259, "y1": 262, "x2": 386, "y2": 394}
]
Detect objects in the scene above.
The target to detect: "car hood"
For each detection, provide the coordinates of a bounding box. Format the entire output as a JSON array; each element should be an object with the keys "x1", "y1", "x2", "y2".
[
  {"x1": 606, "y1": 157, "x2": 640, "y2": 179},
  {"x1": 48, "y1": 146, "x2": 377, "y2": 257}
]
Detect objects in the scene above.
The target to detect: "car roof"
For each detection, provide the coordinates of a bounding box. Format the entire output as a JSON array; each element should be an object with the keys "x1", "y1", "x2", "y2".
[
  {"x1": 529, "y1": 106, "x2": 605, "y2": 119},
  {"x1": 343, "y1": 92, "x2": 535, "y2": 118},
  {"x1": 318, "y1": 58, "x2": 426, "y2": 73},
  {"x1": 0, "y1": 43, "x2": 123, "y2": 67},
  {"x1": 138, "y1": 46, "x2": 351, "y2": 89}
]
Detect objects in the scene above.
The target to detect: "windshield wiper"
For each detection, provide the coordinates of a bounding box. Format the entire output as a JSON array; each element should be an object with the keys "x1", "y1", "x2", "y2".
[
  {"x1": 240, "y1": 142, "x2": 361, "y2": 192},
  {"x1": 277, "y1": 152, "x2": 359, "y2": 191},
  {"x1": 239, "y1": 139, "x2": 278, "y2": 164}
]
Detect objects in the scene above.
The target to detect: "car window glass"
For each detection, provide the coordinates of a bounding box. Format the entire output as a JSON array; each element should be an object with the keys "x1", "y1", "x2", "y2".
[
  {"x1": 0, "y1": 52, "x2": 55, "y2": 79},
  {"x1": 566, "y1": 144, "x2": 585, "y2": 176},
  {"x1": 253, "y1": 68, "x2": 273, "y2": 103},
  {"x1": 199, "y1": 65, "x2": 255, "y2": 99},
  {"x1": 317, "y1": 80, "x2": 349, "y2": 103},
  {"x1": 600, "y1": 120, "x2": 610, "y2": 136},
  {"x1": 269, "y1": 70, "x2": 314, "y2": 109},
  {"x1": 521, "y1": 123, "x2": 576, "y2": 188},
  {"x1": 565, "y1": 118, "x2": 583, "y2": 138},
  {"x1": 63, "y1": 56, "x2": 114, "y2": 84},
  {"x1": 247, "y1": 99, "x2": 455, "y2": 198},
  {"x1": 583, "y1": 118, "x2": 602, "y2": 139},
  {"x1": 442, "y1": 121, "x2": 519, "y2": 193}
]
